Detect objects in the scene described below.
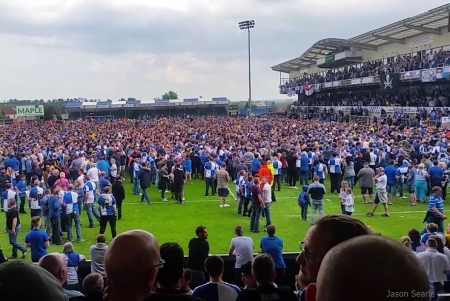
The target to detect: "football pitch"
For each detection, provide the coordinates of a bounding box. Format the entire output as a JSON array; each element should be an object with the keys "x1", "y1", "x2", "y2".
[{"x1": 0, "y1": 179, "x2": 429, "y2": 259}]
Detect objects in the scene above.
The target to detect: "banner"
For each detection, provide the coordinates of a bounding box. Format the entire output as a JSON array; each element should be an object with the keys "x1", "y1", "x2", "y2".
[
  {"x1": 380, "y1": 74, "x2": 400, "y2": 93},
  {"x1": 279, "y1": 86, "x2": 286, "y2": 94},
  {"x1": 302, "y1": 83, "x2": 320, "y2": 96},
  {"x1": 403, "y1": 70, "x2": 421, "y2": 80},
  {"x1": 421, "y1": 69, "x2": 437, "y2": 83},
  {"x1": 16, "y1": 105, "x2": 45, "y2": 116},
  {"x1": 442, "y1": 117, "x2": 450, "y2": 125},
  {"x1": 361, "y1": 77, "x2": 374, "y2": 84},
  {"x1": 436, "y1": 66, "x2": 450, "y2": 79},
  {"x1": 351, "y1": 79, "x2": 361, "y2": 85}
]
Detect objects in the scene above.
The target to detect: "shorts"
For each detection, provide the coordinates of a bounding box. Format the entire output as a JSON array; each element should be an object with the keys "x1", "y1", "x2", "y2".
[
  {"x1": 218, "y1": 188, "x2": 229, "y2": 197},
  {"x1": 185, "y1": 171, "x2": 191, "y2": 175},
  {"x1": 361, "y1": 187, "x2": 373, "y2": 195},
  {"x1": 408, "y1": 183, "x2": 415, "y2": 194},
  {"x1": 120, "y1": 165, "x2": 126, "y2": 172},
  {"x1": 374, "y1": 190, "x2": 388, "y2": 204},
  {"x1": 387, "y1": 183, "x2": 396, "y2": 196}
]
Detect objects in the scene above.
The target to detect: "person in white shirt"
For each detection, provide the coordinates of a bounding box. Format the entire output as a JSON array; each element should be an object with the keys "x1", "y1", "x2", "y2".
[
  {"x1": 367, "y1": 167, "x2": 389, "y2": 217},
  {"x1": 261, "y1": 177, "x2": 273, "y2": 228},
  {"x1": 342, "y1": 187, "x2": 355, "y2": 216},
  {"x1": 110, "y1": 158, "x2": 118, "y2": 184},
  {"x1": 87, "y1": 164, "x2": 100, "y2": 193},
  {"x1": 416, "y1": 237, "x2": 450, "y2": 283},
  {"x1": 228, "y1": 225, "x2": 254, "y2": 286}
]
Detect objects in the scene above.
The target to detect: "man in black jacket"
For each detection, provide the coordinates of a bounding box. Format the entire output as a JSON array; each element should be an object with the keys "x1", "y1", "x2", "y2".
[
  {"x1": 112, "y1": 176, "x2": 126, "y2": 220},
  {"x1": 0, "y1": 167, "x2": 11, "y2": 211},
  {"x1": 173, "y1": 164, "x2": 186, "y2": 204},
  {"x1": 138, "y1": 163, "x2": 152, "y2": 205}
]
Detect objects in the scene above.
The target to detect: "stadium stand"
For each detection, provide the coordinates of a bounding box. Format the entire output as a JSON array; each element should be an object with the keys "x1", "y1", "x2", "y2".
[
  {"x1": 273, "y1": 4, "x2": 450, "y2": 126},
  {"x1": 64, "y1": 97, "x2": 230, "y2": 119}
]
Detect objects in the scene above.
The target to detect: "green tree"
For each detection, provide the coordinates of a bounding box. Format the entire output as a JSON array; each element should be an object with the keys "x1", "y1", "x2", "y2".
[{"x1": 161, "y1": 91, "x2": 178, "y2": 100}]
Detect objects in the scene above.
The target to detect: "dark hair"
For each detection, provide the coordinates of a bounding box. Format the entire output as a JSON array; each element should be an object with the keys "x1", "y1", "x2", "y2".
[
  {"x1": 314, "y1": 215, "x2": 372, "y2": 252},
  {"x1": 158, "y1": 242, "x2": 184, "y2": 287},
  {"x1": 429, "y1": 235, "x2": 444, "y2": 251},
  {"x1": 96, "y1": 234, "x2": 106, "y2": 244},
  {"x1": 266, "y1": 225, "x2": 275, "y2": 236},
  {"x1": 205, "y1": 256, "x2": 224, "y2": 278},
  {"x1": 408, "y1": 228, "x2": 421, "y2": 246},
  {"x1": 426, "y1": 223, "x2": 438, "y2": 233},
  {"x1": 252, "y1": 254, "x2": 274, "y2": 284},
  {"x1": 195, "y1": 226, "x2": 206, "y2": 236}
]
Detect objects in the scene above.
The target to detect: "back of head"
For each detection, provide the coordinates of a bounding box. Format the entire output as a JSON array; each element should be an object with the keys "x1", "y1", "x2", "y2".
[
  {"x1": 105, "y1": 230, "x2": 160, "y2": 298},
  {"x1": 309, "y1": 235, "x2": 430, "y2": 301},
  {"x1": 0, "y1": 260, "x2": 68, "y2": 301},
  {"x1": 157, "y1": 242, "x2": 184, "y2": 287},
  {"x1": 313, "y1": 215, "x2": 372, "y2": 251},
  {"x1": 38, "y1": 253, "x2": 67, "y2": 285}
]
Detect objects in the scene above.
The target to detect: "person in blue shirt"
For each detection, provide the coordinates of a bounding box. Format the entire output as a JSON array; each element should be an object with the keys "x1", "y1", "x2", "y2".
[
  {"x1": 15, "y1": 174, "x2": 27, "y2": 214},
  {"x1": 5, "y1": 154, "x2": 20, "y2": 173},
  {"x1": 25, "y1": 216, "x2": 49, "y2": 263},
  {"x1": 192, "y1": 255, "x2": 240, "y2": 301},
  {"x1": 384, "y1": 160, "x2": 398, "y2": 205},
  {"x1": 98, "y1": 186, "x2": 117, "y2": 238},
  {"x1": 183, "y1": 155, "x2": 193, "y2": 184},
  {"x1": 97, "y1": 159, "x2": 110, "y2": 178},
  {"x1": 251, "y1": 155, "x2": 261, "y2": 175},
  {"x1": 299, "y1": 153, "x2": 310, "y2": 186},
  {"x1": 99, "y1": 171, "x2": 111, "y2": 193},
  {"x1": 48, "y1": 188, "x2": 62, "y2": 245},
  {"x1": 423, "y1": 186, "x2": 446, "y2": 234},
  {"x1": 260, "y1": 225, "x2": 286, "y2": 286},
  {"x1": 428, "y1": 161, "x2": 444, "y2": 189},
  {"x1": 199, "y1": 152, "x2": 208, "y2": 180},
  {"x1": 63, "y1": 185, "x2": 83, "y2": 242}
]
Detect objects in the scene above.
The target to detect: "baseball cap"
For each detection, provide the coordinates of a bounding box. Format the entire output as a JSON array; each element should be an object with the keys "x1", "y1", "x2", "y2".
[
  {"x1": 377, "y1": 167, "x2": 385, "y2": 172},
  {"x1": 0, "y1": 261, "x2": 68, "y2": 301}
]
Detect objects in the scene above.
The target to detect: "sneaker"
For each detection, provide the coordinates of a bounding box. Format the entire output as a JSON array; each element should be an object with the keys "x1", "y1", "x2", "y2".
[
  {"x1": 400, "y1": 196, "x2": 407, "y2": 199},
  {"x1": 381, "y1": 213, "x2": 389, "y2": 217},
  {"x1": 22, "y1": 250, "x2": 28, "y2": 259},
  {"x1": 8, "y1": 255, "x2": 17, "y2": 259},
  {"x1": 182, "y1": 198, "x2": 185, "y2": 201},
  {"x1": 366, "y1": 212, "x2": 374, "y2": 217},
  {"x1": 162, "y1": 198, "x2": 168, "y2": 202},
  {"x1": 219, "y1": 205, "x2": 224, "y2": 208},
  {"x1": 77, "y1": 238, "x2": 84, "y2": 242},
  {"x1": 293, "y1": 186, "x2": 298, "y2": 189},
  {"x1": 224, "y1": 204, "x2": 230, "y2": 207}
]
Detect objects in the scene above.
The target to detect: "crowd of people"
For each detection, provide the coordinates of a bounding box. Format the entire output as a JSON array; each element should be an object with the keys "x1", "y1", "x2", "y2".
[
  {"x1": 280, "y1": 48, "x2": 450, "y2": 91},
  {"x1": 0, "y1": 115, "x2": 448, "y2": 300}
]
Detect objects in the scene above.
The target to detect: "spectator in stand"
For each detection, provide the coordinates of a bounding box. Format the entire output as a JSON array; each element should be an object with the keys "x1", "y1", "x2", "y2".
[
  {"x1": 239, "y1": 261, "x2": 257, "y2": 290},
  {"x1": 186, "y1": 226, "x2": 210, "y2": 289},
  {"x1": 417, "y1": 238, "x2": 450, "y2": 283},
  {"x1": 260, "y1": 225, "x2": 286, "y2": 286},
  {"x1": 148, "y1": 242, "x2": 203, "y2": 301},
  {"x1": 192, "y1": 255, "x2": 240, "y2": 301},
  {"x1": 39, "y1": 252, "x2": 85, "y2": 300},
  {"x1": 89, "y1": 234, "x2": 108, "y2": 278},
  {"x1": 0, "y1": 260, "x2": 68, "y2": 301},
  {"x1": 229, "y1": 225, "x2": 254, "y2": 286},
  {"x1": 408, "y1": 228, "x2": 427, "y2": 253},
  {"x1": 82, "y1": 273, "x2": 104, "y2": 301},
  {"x1": 61, "y1": 242, "x2": 86, "y2": 291},
  {"x1": 236, "y1": 254, "x2": 298, "y2": 301},
  {"x1": 295, "y1": 215, "x2": 371, "y2": 301},
  {"x1": 104, "y1": 230, "x2": 161, "y2": 301},
  {"x1": 306, "y1": 235, "x2": 431, "y2": 301}
]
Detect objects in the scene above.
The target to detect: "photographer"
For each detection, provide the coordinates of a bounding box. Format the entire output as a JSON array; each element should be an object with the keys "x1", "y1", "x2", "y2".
[{"x1": 98, "y1": 186, "x2": 117, "y2": 239}]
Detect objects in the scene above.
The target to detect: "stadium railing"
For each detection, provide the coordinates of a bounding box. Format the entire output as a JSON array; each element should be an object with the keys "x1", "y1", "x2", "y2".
[{"x1": 76, "y1": 252, "x2": 299, "y2": 288}]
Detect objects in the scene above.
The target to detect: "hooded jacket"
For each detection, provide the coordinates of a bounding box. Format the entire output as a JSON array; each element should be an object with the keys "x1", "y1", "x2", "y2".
[{"x1": 138, "y1": 167, "x2": 152, "y2": 189}]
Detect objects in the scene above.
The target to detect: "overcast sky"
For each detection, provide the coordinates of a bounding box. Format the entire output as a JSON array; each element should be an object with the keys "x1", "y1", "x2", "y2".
[{"x1": 0, "y1": 0, "x2": 448, "y2": 101}]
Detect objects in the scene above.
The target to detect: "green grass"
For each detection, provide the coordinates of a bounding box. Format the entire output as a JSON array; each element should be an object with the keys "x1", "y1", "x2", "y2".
[{"x1": 0, "y1": 179, "x2": 428, "y2": 259}]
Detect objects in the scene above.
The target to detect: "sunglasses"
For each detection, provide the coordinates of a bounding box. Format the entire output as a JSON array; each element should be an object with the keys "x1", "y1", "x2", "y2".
[{"x1": 152, "y1": 260, "x2": 165, "y2": 269}]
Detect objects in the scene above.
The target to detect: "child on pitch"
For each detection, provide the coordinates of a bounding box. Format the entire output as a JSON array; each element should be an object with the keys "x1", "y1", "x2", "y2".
[
  {"x1": 298, "y1": 185, "x2": 310, "y2": 221},
  {"x1": 339, "y1": 180, "x2": 349, "y2": 214},
  {"x1": 342, "y1": 187, "x2": 355, "y2": 216}
]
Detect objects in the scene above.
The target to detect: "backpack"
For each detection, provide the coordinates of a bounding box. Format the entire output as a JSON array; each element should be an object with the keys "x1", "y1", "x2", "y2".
[{"x1": 298, "y1": 192, "x2": 308, "y2": 206}]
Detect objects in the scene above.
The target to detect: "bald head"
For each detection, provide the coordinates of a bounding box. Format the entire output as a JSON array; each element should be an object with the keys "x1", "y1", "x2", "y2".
[
  {"x1": 38, "y1": 253, "x2": 67, "y2": 285},
  {"x1": 105, "y1": 230, "x2": 160, "y2": 300},
  {"x1": 307, "y1": 235, "x2": 430, "y2": 301}
]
